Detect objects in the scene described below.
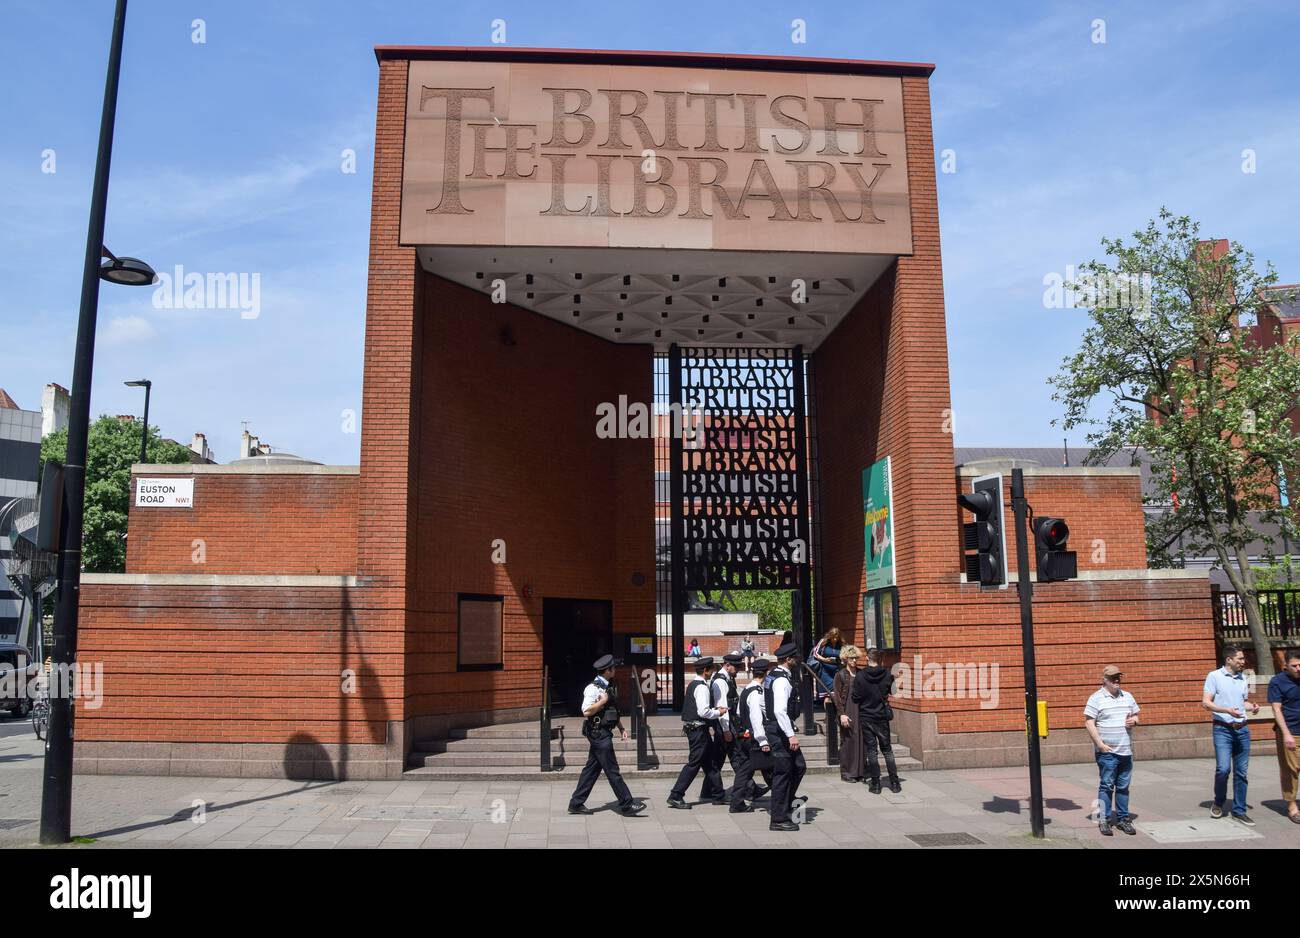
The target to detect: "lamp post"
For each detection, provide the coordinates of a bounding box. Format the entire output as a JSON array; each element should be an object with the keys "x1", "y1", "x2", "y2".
[
  {"x1": 124, "y1": 379, "x2": 152, "y2": 464},
  {"x1": 41, "y1": 0, "x2": 156, "y2": 845}
]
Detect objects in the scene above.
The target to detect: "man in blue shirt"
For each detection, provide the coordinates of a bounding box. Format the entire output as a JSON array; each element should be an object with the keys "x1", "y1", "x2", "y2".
[
  {"x1": 1267, "y1": 647, "x2": 1300, "y2": 825},
  {"x1": 1202, "y1": 644, "x2": 1261, "y2": 825}
]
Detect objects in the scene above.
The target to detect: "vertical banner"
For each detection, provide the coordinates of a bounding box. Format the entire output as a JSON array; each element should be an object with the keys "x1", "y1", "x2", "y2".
[{"x1": 863, "y1": 456, "x2": 895, "y2": 590}]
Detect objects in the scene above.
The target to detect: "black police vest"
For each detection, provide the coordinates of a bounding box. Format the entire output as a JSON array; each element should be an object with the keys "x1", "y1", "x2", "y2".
[
  {"x1": 736, "y1": 684, "x2": 763, "y2": 735},
  {"x1": 723, "y1": 673, "x2": 738, "y2": 713},
  {"x1": 584, "y1": 680, "x2": 620, "y2": 738},
  {"x1": 682, "y1": 678, "x2": 709, "y2": 723},
  {"x1": 762, "y1": 671, "x2": 800, "y2": 736}
]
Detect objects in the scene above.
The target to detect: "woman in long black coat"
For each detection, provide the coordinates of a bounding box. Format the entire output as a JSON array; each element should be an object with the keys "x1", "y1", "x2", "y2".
[{"x1": 831, "y1": 645, "x2": 865, "y2": 782}]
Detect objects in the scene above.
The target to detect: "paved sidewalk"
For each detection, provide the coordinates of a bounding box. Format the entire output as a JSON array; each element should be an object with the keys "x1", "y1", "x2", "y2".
[{"x1": 0, "y1": 731, "x2": 1294, "y2": 848}]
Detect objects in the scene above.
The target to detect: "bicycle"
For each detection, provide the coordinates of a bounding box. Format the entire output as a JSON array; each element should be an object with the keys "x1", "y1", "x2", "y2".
[{"x1": 31, "y1": 669, "x2": 49, "y2": 741}]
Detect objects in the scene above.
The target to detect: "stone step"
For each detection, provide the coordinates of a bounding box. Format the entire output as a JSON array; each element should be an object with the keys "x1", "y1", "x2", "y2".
[
  {"x1": 406, "y1": 740, "x2": 913, "y2": 768},
  {"x1": 418, "y1": 734, "x2": 855, "y2": 754},
  {"x1": 401, "y1": 755, "x2": 925, "y2": 780}
]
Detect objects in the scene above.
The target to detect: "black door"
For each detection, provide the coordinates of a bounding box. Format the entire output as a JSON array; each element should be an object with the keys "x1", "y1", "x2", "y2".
[{"x1": 543, "y1": 598, "x2": 613, "y2": 717}]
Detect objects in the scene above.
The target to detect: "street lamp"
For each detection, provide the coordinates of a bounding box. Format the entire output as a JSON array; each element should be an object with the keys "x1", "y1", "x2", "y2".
[
  {"x1": 41, "y1": 0, "x2": 156, "y2": 846},
  {"x1": 123, "y1": 379, "x2": 152, "y2": 464},
  {"x1": 101, "y1": 248, "x2": 156, "y2": 287}
]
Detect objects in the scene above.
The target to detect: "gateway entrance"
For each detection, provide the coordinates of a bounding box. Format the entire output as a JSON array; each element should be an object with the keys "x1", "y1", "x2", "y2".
[{"x1": 656, "y1": 344, "x2": 818, "y2": 707}]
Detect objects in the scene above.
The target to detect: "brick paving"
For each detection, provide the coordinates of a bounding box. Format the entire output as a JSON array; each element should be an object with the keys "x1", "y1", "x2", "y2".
[{"x1": 0, "y1": 730, "x2": 1295, "y2": 848}]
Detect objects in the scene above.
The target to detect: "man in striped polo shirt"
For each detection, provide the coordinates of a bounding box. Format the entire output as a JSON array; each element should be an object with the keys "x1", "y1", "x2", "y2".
[{"x1": 1084, "y1": 664, "x2": 1141, "y2": 836}]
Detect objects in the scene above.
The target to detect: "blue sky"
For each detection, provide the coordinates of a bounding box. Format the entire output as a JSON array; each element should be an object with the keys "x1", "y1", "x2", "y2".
[{"x1": 2, "y1": 0, "x2": 1297, "y2": 464}]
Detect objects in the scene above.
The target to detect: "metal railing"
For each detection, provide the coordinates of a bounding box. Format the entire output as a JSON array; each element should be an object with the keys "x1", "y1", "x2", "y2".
[
  {"x1": 630, "y1": 667, "x2": 651, "y2": 770},
  {"x1": 539, "y1": 665, "x2": 552, "y2": 772},
  {"x1": 1212, "y1": 587, "x2": 1299, "y2": 643},
  {"x1": 824, "y1": 698, "x2": 840, "y2": 764}
]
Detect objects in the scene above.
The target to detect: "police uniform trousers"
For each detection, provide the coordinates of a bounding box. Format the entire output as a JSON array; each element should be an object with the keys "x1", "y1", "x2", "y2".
[
  {"x1": 568, "y1": 732, "x2": 633, "y2": 810},
  {"x1": 766, "y1": 727, "x2": 808, "y2": 823},
  {"x1": 728, "y1": 738, "x2": 773, "y2": 809},
  {"x1": 670, "y1": 724, "x2": 724, "y2": 801}
]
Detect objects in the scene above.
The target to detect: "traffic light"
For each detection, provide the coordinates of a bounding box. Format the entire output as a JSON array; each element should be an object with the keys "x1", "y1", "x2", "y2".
[
  {"x1": 1034, "y1": 516, "x2": 1077, "y2": 582},
  {"x1": 957, "y1": 473, "x2": 1007, "y2": 588}
]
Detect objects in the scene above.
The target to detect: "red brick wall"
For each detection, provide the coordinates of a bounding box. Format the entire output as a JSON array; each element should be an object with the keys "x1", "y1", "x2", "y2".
[
  {"x1": 814, "y1": 75, "x2": 956, "y2": 652},
  {"x1": 893, "y1": 577, "x2": 1214, "y2": 734},
  {"x1": 125, "y1": 471, "x2": 358, "y2": 575},
  {"x1": 78, "y1": 583, "x2": 402, "y2": 743},
  {"x1": 405, "y1": 273, "x2": 655, "y2": 717}
]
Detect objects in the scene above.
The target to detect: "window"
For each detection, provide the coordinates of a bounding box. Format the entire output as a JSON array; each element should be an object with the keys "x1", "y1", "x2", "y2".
[{"x1": 458, "y1": 594, "x2": 504, "y2": 671}]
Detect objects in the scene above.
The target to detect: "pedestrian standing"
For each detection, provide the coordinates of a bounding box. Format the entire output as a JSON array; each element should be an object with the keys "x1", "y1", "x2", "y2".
[
  {"x1": 1267, "y1": 647, "x2": 1300, "y2": 825},
  {"x1": 1083, "y1": 664, "x2": 1140, "y2": 836},
  {"x1": 851, "y1": 647, "x2": 900, "y2": 793},
  {"x1": 1202, "y1": 644, "x2": 1261, "y2": 825},
  {"x1": 567, "y1": 655, "x2": 646, "y2": 816},
  {"x1": 832, "y1": 645, "x2": 865, "y2": 782}
]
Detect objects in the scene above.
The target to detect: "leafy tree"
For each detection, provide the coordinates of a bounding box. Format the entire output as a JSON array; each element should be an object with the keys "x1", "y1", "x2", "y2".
[
  {"x1": 1050, "y1": 210, "x2": 1300, "y2": 670},
  {"x1": 720, "y1": 589, "x2": 793, "y2": 634},
  {"x1": 39, "y1": 416, "x2": 194, "y2": 573}
]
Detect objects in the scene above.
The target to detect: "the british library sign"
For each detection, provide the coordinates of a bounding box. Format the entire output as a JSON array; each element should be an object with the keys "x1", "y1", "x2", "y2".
[{"x1": 400, "y1": 61, "x2": 913, "y2": 254}]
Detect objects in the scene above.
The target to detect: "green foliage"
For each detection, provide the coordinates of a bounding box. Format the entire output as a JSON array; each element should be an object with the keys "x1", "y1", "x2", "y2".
[
  {"x1": 722, "y1": 589, "x2": 793, "y2": 633},
  {"x1": 1250, "y1": 561, "x2": 1299, "y2": 591},
  {"x1": 1049, "y1": 209, "x2": 1300, "y2": 662},
  {"x1": 39, "y1": 416, "x2": 193, "y2": 573}
]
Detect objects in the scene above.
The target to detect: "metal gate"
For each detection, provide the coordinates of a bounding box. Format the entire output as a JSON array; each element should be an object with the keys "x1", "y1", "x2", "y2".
[{"x1": 656, "y1": 344, "x2": 813, "y2": 707}]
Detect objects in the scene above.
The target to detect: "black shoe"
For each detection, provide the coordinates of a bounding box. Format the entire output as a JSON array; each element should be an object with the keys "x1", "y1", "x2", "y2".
[
  {"x1": 568, "y1": 804, "x2": 593, "y2": 815},
  {"x1": 666, "y1": 797, "x2": 691, "y2": 810},
  {"x1": 619, "y1": 800, "x2": 646, "y2": 816},
  {"x1": 710, "y1": 796, "x2": 730, "y2": 806},
  {"x1": 769, "y1": 820, "x2": 799, "y2": 832},
  {"x1": 1099, "y1": 818, "x2": 1113, "y2": 836},
  {"x1": 1233, "y1": 813, "x2": 1256, "y2": 827},
  {"x1": 888, "y1": 779, "x2": 902, "y2": 794},
  {"x1": 729, "y1": 802, "x2": 755, "y2": 814},
  {"x1": 868, "y1": 780, "x2": 882, "y2": 794},
  {"x1": 1115, "y1": 818, "x2": 1136, "y2": 835},
  {"x1": 752, "y1": 785, "x2": 770, "y2": 800}
]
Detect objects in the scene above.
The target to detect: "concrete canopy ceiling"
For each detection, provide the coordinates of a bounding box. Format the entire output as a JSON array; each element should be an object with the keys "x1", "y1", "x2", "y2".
[{"x1": 419, "y1": 246, "x2": 896, "y2": 351}]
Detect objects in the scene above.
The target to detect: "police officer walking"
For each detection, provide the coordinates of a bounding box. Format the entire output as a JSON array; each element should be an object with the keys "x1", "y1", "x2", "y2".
[
  {"x1": 568, "y1": 655, "x2": 646, "y2": 816},
  {"x1": 729, "y1": 656, "x2": 773, "y2": 814},
  {"x1": 713, "y1": 653, "x2": 747, "y2": 796},
  {"x1": 762, "y1": 642, "x2": 808, "y2": 831},
  {"x1": 667, "y1": 656, "x2": 727, "y2": 808}
]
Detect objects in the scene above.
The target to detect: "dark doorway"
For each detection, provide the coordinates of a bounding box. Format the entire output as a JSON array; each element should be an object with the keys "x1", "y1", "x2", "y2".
[{"x1": 543, "y1": 598, "x2": 613, "y2": 716}]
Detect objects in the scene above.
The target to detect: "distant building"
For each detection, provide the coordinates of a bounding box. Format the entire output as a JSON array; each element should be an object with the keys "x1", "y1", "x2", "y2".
[
  {"x1": 41, "y1": 383, "x2": 69, "y2": 438},
  {"x1": 190, "y1": 432, "x2": 214, "y2": 463},
  {"x1": 0, "y1": 389, "x2": 40, "y2": 641},
  {"x1": 239, "y1": 428, "x2": 273, "y2": 459}
]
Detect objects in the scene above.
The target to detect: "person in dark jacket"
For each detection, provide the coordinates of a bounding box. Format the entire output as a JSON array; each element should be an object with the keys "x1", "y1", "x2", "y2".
[{"x1": 851, "y1": 647, "x2": 901, "y2": 793}]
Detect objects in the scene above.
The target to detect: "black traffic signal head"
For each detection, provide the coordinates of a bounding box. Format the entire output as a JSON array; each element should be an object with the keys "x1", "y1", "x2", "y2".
[
  {"x1": 1034, "y1": 516, "x2": 1078, "y2": 582},
  {"x1": 957, "y1": 474, "x2": 1006, "y2": 588}
]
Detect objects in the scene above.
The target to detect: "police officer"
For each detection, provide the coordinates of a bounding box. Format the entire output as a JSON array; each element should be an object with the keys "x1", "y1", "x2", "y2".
[
  {"x1": 667, "y1": 656, "x2": 727, "y2": 808},
  {"x1": 763, "y1": 642, "x2": 808, "y2": 831},
  {"x1": 729, "y1": 656, "x2": 774, "y2": 814},
  {"x1": 568, "y1": 655, "x2": 646, "y2": 816},
  {"x1": 713, "y1": 653, "x2": 746, "y2": 798}
]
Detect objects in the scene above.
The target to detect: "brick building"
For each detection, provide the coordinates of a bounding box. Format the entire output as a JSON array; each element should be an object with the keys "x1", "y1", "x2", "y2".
[{"x1": 75, "y1": 46, "x2": 1220, "y2": 778}]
